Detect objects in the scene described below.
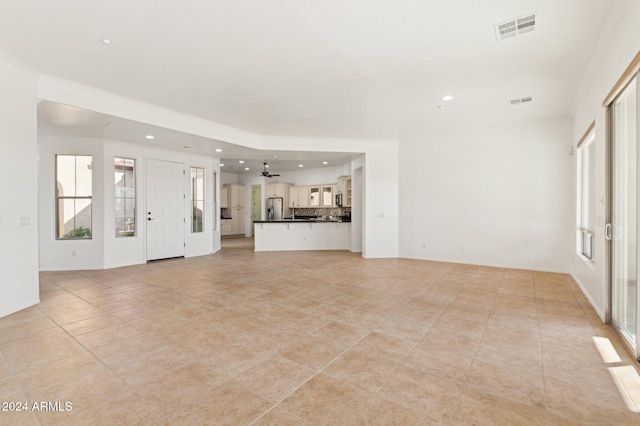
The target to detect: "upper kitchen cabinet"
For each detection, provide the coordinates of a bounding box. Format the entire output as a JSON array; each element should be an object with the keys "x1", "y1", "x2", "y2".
[
  {"x1": 266, "y1": 183, "x2": 291, "y2": 198},
  {"x1": 220, "y1": 185, "x2": 228, "y2": 209},
  {"x1": 309, "y1": 187, "x2": 320, "y2": 207},
  {"x1": 322, "y1": 186, "x2": 333, "y2": 206},
  {"x1": 337, "y1": 176, "x2": 352, "y2": 207},
  {"x1": 228, "y1": 184, "x2": 246, "y2": 208},
  {"x1": 309, "y1": 185, "x2": 333, "y2": 207},
  {"x1": 289, "y1": 186, "x2": 310, "y2": 208}
]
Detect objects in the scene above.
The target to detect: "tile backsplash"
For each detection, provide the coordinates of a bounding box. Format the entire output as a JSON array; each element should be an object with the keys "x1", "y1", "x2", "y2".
[{"x1": 292, "y1": 207, "x2": 351, "y2": 217}]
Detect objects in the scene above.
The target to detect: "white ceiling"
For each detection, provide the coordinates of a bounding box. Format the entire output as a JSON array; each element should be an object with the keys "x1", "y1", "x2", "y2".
[
  {"x1": 3, "y1": 0, "x2": 615, "y2": 161},
  {"x1": 37, "y1": 101, "x2": 356, "y2": 173}
]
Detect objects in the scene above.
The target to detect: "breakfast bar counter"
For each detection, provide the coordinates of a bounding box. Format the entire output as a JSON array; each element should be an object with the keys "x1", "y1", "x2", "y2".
[{"x1": 253, "y1": 220, "x2": 351, "y2": 252}]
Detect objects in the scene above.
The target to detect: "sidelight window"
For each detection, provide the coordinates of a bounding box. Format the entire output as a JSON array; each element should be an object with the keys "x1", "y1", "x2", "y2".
[
  {"x1": 115, "y1": 157, "x2": 136, "y2": 237},
  {"x1": 191, "y1": 167, "x2": 205, "y2": 233},
  {"x1": 577, "y1": 125, "x2": 595, "y2": 260}
]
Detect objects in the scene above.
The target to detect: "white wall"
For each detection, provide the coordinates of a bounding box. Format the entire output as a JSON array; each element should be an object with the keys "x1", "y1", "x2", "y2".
[
  {"x1": 38, "y1": 136, "x2": 216, "y2": 271},
  {"x1": 271, "y1": 164, "x2": 346, "y2": 186},
  {"x1": 220, "y1": 172, "x2": 238, "y2": 185},
  {"x1": 38, "y1": 137, "x2": 105, "y2": 270},
  {"x1": 399, "y1": 117, "x2": 573, "y2": 272},
  {"x1": 36, "y1": 76, "x2": 400, "y2": 259},
  {"x1": 0, "y1": 55, "x2": 40, "y2": 318},
  {"x1": 570, "y1": 0, "x2": 640, "y2": 320}
]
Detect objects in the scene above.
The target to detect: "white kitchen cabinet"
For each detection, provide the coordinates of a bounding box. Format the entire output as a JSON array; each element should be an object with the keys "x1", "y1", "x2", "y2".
[
  {"x1": 289, "y1": 186, "x2": 310, "y2": 208},
  {"x1": 309, "y1": 185, "x2": 332, "y2": 207},
  {"x1": 230, "y1": 208, "x2": 245, "y2": 235},
  {"x1": 266, "y1": 183, "x2": 291, "y2": 198},
  {"x1": 337, "y1": 176, "x2": 352, "y2": 207},
  {"x1": 223, "y1": 184, "x2": 246, "y2": 235},
  {"x1": 220, "y1": 219, "x2": 232, "y2": 236},
  {"x1": 309, "y1": 186, "x2": 320, "y2": 206},
  {"x1": 228, "y1": 184, "x2": 246, "y2": 208},
  {"x1": 332, "y1": 184, "x2": 338, "y2": 206},
  {"x1": 321, "y1": 185, "x2": 333, "y2": 206},
  {"x1": 220, "y1": 186, "x2": 228, "y2": 208}
]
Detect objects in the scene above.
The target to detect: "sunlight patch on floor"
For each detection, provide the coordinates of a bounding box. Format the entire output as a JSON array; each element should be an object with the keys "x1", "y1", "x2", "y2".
[
  {"x1": 593, "y1": 336, "x2": 622, "y2": 364},
  {"x1": 609, "y1": 366, "x2": 640, "y2": 413}
]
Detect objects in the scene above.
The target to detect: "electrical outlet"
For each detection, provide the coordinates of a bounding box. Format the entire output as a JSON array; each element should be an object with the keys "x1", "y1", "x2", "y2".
[
  {"x1": 72, "y1": 250, "x2": 77, "y2": 257},
  {"x1": 422, "y1": 243, "x2": 426, "y2": 249}
]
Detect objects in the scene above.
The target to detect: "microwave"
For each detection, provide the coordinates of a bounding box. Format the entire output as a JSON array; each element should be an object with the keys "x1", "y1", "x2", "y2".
[{"x1": 335, "y1": 193, "x2": 343, "y2": 207}]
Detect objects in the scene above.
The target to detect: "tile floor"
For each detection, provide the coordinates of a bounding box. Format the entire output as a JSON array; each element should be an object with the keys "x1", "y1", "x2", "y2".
[{"x1": 1, "y1": 237, "x2": 640, "y2": 425}]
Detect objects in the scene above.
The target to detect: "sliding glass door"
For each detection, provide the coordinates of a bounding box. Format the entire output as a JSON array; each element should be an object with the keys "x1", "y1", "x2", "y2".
[{"x1": 610, "y1": 74, "x2": 639, "y2": 358}]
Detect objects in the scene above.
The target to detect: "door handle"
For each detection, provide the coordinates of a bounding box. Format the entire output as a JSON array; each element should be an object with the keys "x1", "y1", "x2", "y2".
[
  {"x1": 148, "y1": 217, "x2": 155, "y2": 221},
  {"x1": 605, "y1": 223, "x2": 612, "y2": 240}
]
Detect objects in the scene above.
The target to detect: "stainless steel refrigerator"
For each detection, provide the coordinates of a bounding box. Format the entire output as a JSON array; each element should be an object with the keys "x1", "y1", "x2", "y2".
[{"x1": 266, "y1": 197, "x2": 284, "y2": 221}]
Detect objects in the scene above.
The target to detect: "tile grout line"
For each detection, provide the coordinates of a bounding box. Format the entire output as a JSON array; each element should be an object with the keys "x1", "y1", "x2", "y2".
[{"x1": 246, "y1": 280, "x2": 439, "y2": 425}]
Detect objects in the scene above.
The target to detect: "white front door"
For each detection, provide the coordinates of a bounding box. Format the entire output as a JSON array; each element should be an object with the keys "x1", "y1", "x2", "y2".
[{"x1": 146, "y1": 159, "x2": 185, "y2": 261}]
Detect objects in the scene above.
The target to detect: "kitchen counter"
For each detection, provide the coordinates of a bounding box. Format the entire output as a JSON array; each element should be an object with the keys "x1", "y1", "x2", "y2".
[
  {"x1": 253, "y1": 219, "x2": 347, "y2": 223},
  {"x1": 254, "y1": 221, "x2": 351, "y2": 252}
]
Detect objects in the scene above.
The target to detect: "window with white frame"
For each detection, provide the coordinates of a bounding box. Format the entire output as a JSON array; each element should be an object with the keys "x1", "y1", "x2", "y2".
[
  {"x1": 115, "y1": 157, "x2": 136, "y2": 237},
  {"x1": 191, "y1": 167, "x2": 204, "y2": 233},
  {"x1": 56, "y1": 155, "x2": 93, "y2": 239},
  {"x1": 577, "y1": 126, "x2": 596, "y2": 260}
]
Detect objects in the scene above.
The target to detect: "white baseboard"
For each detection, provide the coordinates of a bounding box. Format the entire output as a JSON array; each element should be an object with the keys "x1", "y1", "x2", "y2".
[
  {"x1": 571, "y1": 272, "x2": 606, "y2": 322},
  {"x1": 400, "y1": 254, "x2": 570, "y2": 274},
  {"x1": 0, "y1": 298, "x2": 40, "y2": 319}
]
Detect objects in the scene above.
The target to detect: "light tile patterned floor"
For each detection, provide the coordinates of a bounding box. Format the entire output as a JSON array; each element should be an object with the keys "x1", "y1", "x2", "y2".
[{"x1": 1, "y1": 238, "x2": 640, "y2": 425}]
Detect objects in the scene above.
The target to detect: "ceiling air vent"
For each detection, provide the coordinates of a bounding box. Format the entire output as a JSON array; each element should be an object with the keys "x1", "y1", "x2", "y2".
[
  {"x1": 495, "y1": 13, "x2": 537, "y2": 42},
  {"x1": 509, "y1": 96, "x2": 533, "y2": 106}
]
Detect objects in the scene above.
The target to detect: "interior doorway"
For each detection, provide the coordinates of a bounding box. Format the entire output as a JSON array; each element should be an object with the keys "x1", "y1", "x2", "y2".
[
  {"x1": 251, "y1": 184, "x2": 262, "y2": 236},
  {"x1": 146, "y1": 159, "x2": 185, "y2": 261}
]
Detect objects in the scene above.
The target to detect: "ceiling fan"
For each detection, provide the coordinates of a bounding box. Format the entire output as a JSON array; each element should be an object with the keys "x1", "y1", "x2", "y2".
[{"x1": 260, "y1": 161, "x2": 280, "y2": 178}]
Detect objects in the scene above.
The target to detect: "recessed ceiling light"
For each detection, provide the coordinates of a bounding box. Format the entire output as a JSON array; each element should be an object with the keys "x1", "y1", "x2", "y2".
[
  {"x1": 442, "y1": 95, "x2": 453, "y2": 101},
  {"x1": 438, "y1": 105, "x2": 445, "y2": 109},
  {"x1": 220, "y1": 164, "x2": 224, "y2": 167},
  {"x1": 215, "y1": 148, "x2": 223, "y2": 152},
  {"x1": 303, "y1": 114, "x2": 311, "y2": 118},
  {"x1": 273, "y1": 155, "x2": 278, "y2": 158},
  {"x1": 56, "y1": 117, "x2": 64, "y2": 121},
  {"x1": 145, "y1": 135, "x2": 155, "y2": 140},
  {"x1": 354, "y1": 71, "x2": 367, "y2": 79},
  {"x1": 107, "y1": 122, "x2": 114, "y2": 127},
  {"x1": 323, "y1": 161, "x2": 328, "y2": 165},
  {"x1": 298, "y1": 164, "x2": 304, "y2": 168},
  {"x1": 265, "y1": 164, "x2": 269, "y2": 168},
  {"x1": 100, "y1": 38, "x2": 111, "y2": 45},
  {"x1": 244, "y1": 167, "x2": 250, "y2": 171},
  {"x1": 239, "y1": 160, "x2": 244, "y2": 164}
]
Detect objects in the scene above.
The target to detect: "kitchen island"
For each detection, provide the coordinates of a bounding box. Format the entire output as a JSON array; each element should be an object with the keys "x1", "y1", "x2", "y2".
[{"x1": 254, "y1": 220, "x2": 351, "y2": 252}]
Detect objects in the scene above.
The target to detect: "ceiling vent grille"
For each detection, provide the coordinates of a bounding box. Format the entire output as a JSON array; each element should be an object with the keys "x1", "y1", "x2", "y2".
[
  {"x1": 509, "y1": 96, "x2": 533, "y2": 106},
  {"x1": 495, "y1": 13, "x2": 537, "y2": 42}
]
